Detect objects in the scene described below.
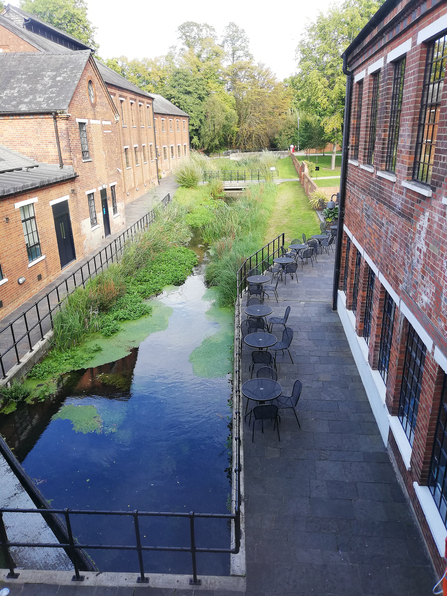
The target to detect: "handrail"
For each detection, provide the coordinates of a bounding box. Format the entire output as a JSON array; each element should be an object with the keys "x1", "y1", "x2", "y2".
[
  {"x1": 0, "y1": 506, "x2": 237, "y2": 585},
  {"x1": 202, "y1": 170, "x2": 279, "y2": 183},
  {"x1": 0, "y1": 194, "x2": 172, "y2": 380},
  {"x1": 236, "y1": 233, "x2": 285, "y2": 296}
]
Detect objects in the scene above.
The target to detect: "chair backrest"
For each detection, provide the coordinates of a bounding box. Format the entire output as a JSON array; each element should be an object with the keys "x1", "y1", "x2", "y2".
[
  {"x1": 302, "y1": 233, "x2": 307, "y2": 243},
  {"x1": 285, "y1": 262, "x2": 298, "y2": 274},
  {"x1": 307, "y1": 239, "x2": 318, "y2": 254},
  {"x1": 253, "y1": 404, "x2": 279, "y2": 422},
  {"x1": 241, "y1": 320, "x2": 250, "y2": 338},
  {"x1": 291, "y1": 379, "x2": 303, "y2": 406},
  {"x1": 291, "y1": 239, "x2": 300, "y2": 245},
  {"x1": 251, "y1": 350, "x2": 273, "y2": 366},
  {"x1": 300, "y1": 248, "x2": 314, "y2": 259},
  {"x1": 248, "y1": 268, "x2": 261, "y2": 276},
  {"x1": 280, "y1": 246, "x2": 288, "y2": 256},
  {"x1": 328, "y1": 235, "x2": 335, "y2": 245},
  {"x1": 248, "y1": 283, "x2": 263, "y2": 295},
  {"x1": 283, "y1": 305, "x2": 291, "y2": 324},
  {"x1": 281, "y1": 327, "x2": 294, "y2": 348},
  {"x1": 248, "y1": 317, "x2": 266, "y2": 332},
  {"x1": 256, "y1": 366, "x2": 277, "y2": 380},
  {"x1": 320, "y1": 222, "x2": 327, "y2": 233},
  {"x1": 247, "y1": 297, "x2": 262, "y2": 306}
]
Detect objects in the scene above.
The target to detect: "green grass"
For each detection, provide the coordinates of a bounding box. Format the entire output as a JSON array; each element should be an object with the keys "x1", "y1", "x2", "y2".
[
  {"x1": 264, "y1": 181, "x2": 320, "y2": 244},
  {"x1": 303, "y1": 154, "x2": 342, "y2": 177},
  {"x1": 315, "y1": 178, "x2": 341, "y2": 188},
  {"x1": 276, "y1": 157, "x2": 298, "y2": 179}
]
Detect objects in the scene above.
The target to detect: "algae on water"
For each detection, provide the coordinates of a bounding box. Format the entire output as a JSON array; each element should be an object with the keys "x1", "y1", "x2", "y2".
[{"x1": 53, "y1": 404, "x2": 102, "y2": 434}]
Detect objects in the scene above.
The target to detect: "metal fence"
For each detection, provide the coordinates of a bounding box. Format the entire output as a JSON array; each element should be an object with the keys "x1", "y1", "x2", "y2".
[
  {"x1": 0, "y1": 193, "x2": 172, "y2": 380},
  {"x1": 202, "y1": 170, "x2": 279, "y2": 183},
  {"x1": 237, "y1": 234, "x2": 285, "y2": 295},
  {"x1": 0, "y1": 505, "x2": 240, "y2": 585}
]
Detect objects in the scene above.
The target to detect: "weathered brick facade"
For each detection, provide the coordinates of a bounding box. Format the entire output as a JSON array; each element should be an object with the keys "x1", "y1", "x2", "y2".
[{"x1": 337, "y1": 0, "x2": 447, "y2": 575}]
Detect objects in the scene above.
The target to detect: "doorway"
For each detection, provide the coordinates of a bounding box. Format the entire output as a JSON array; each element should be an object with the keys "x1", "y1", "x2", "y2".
[
  {"x1": 52, "y1": 200, "x2": 76, "y2": 269},
  {"x1": 101, "y1": 188, "x2": 111, "y2": 237}
]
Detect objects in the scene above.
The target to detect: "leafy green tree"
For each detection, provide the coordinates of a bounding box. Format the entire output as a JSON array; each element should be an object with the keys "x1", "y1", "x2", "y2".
[
  {"x1": 104, "y1": 54, "x2": 174, "y2": 94},
  {"x1": 201, "y1": 93, "x2": 237, "y2": 152},
  {"x1": 20, "y1": 0, "x2": 98, "y2": 50},
  {"x1": 221, "y1": 22, "x2": 252, "y2": 65},
  {"x1": 294, "y1": 0, "x2": 383, "y2": 168}
]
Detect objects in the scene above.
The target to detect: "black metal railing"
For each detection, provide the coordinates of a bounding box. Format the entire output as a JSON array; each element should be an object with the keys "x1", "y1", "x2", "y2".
[
  {"x1": 203, "y1": 170, "x2": 279, "y2": 183},
  {"x1": 236, "y1": 234, "x2": 285, "y2": 296},
  {"x1": 0, "y1": 194, "x2": 172, "y2": 380},
  {"x1": 0, "y1": 505, "x2": 240, "y2": 585}
]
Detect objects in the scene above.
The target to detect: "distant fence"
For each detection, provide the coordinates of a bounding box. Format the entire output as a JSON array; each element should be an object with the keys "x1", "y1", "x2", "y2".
[
  {"x1": 0, "y1": 194, "x2": 172, "y2": 381},
  {"x1": 203, "y1": 170, "x2": 279, "y2": 183}
]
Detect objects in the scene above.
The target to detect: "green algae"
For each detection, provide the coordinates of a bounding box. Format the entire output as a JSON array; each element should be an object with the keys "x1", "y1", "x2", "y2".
[
  {"x1": 77, "y1": 301, "x2": 173, "y2": 370},
  {"x1": 189, "y1": 288, "x2": 234, "y2": 378},
  {"x1": 53, "y1": 404, "x2": 102, "y2": 434}
]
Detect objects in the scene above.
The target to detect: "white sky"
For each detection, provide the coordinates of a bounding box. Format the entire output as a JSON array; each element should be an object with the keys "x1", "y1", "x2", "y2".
[{"x1": 86, "y1": 0, "x2": 336, "y2": 82}]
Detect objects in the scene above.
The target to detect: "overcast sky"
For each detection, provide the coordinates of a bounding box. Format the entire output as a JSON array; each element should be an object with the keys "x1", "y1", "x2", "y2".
[{"x1": 87, "y1": 0, "x2": 337, "y2": 81}]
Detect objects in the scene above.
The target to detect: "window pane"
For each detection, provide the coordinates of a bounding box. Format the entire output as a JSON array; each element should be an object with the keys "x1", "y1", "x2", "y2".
[
  {"x1": 367, "y1": 73, "x2": 380, "y2": 165},
  {"x1": 20, "y1": 204, "x2": 42, "y2": 262},
  {"x1": 378, "y1": 291, "x2": 396, "y2": 384},
  {"x1": 429, "y1": 374, "x2": 447, "y2": 528},
  {"x1": 362, "y1": 267, "x2": 375, "y2": 344},
  {"x1": 385, "y1": 57, "x2": 406, "y2": 172},
  {"x1": 351, "y1": 81, "x2": 363, "y2": 161}
]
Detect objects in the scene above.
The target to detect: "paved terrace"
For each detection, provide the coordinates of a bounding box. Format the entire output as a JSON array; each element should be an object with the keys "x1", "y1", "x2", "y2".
[{"x1": 0, "y1": 188, "x2": 439, "y2": 595}]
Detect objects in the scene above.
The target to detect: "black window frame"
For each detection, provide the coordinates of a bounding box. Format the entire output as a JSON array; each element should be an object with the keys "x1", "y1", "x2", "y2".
[
  {"x1": 142, "y1": 144, "x2": 147, "y2": 163},
  {"x1": 120, "y1": 100, "x2": 125, "y2": 126},
  {"x1": 20, "y1": 203, "x2": 42, "y2": 262},
  {"x1": 343, "y1": 237, "x2": 351, "y2": 293},
  {"x1": 134, "y1": 146, "x2": 139, "y2": 166},
  {"x1": 428, "y1": 373, "x2": 447, "y2": 528},
  {"x1": 0, "y1": 262, "x2": 4, "y2": 281},
  {"x1": 385, "y1": 57, "x2": 406, "y2": 172},
  {"x1": 378, "y1": 290, "x2": 396, "y2": 384},
  {"x1": 111, "y1": 185, "x2": 117, "y2": 216},
  {"x1": 413, "y1": 34, "x2": 447, "y2": 185},
  {"x1": 352, "y1": 250, "x2": 362, "y2": 314},
  {"x1": 351, "y1": 80, "x2": 363, "y2": 161},
  {"x1": 398, "y1": 324, "x2": 426, "y2": 446},
  {"x1": 87, "y1": 192, "x2": 97, "y2": 227},
  {"x1": 366, "y1": 72, "x2": 380, "y2": 165},
  {"x1": 362, "y1": 266, "x2": 375, "y2": 344},
  {"x1": 78, "y1": 122, "x2": 90, "y2": 161}
]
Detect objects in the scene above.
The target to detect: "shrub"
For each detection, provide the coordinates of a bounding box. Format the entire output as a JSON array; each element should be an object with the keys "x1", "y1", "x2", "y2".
[
  {"x1": 208, "y1": 178, "x2": 224, "y2": 199},
  {"x1": 303, "y1": 160, "x2": 316, "y2": 176},
  {"x1": 0, "y1": 380, "x2": 29, "y2": 405},
  {"x1": 309, "y1": 190, "x2": 327, "y2": 211},
  {"x1": 174, "y1": 160, "x2": 201, "y2": 188}
]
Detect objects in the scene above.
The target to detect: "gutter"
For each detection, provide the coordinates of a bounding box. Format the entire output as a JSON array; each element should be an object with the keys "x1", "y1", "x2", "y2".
[
  {"x1": 332, "y1": 52, "x2": 353, "y2": 311},
  {"x1": 53, "y1": 112, "x2": 64, "y2": 169}
]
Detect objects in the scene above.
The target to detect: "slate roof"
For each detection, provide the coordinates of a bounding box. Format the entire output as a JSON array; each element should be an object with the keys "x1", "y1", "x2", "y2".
[
  {"x1": 0, "y1": 15, "x2": 72, "y2": 52},
  {"x1": 0, "y1": 145, "x2": 76, "y2": 197},
  {"x1": 0, "y1": 51, "x2": 91, "y2": 113},
  {"x1": 149, "y1": 93, "x2": 189, "y2": 117},
  {"x1": 95, "y1": 60, "x2": 151, "y2": 98},
  {"x1": 2, "y1": 5, "x2": 92, "y2": 51}
]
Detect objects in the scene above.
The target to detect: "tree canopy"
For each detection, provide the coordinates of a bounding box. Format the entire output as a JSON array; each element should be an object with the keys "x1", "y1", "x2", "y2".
[{"x1": 20, "y1": 0, "x2": 98, "y2": 49}]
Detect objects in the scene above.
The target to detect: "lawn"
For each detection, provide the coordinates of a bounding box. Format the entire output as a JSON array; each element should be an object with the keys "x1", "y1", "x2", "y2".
[
  {"x1": 315, "y1": 178, "x2": 340, "y2": 188},
  {"x1": 276, "y1": 157, "x2": 298, "y2": 179},
  {"x1": 264, "y1": 181, "x2": 320, "y2": 245},
  {"x1": 302, "y1": 154, "x2": 342, "y2": 177}
]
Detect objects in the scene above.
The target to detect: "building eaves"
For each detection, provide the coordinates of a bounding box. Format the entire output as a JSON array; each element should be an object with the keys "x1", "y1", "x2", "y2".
[
  {"x1": 0, "y1": 163, "x2": 76, "y2": 197},
  {"x1": 0, "y1": 51, "x2": 91, "y2": 113},
  {"x1": 3, "y1": 4, "x2": 93, "y2": 51},
  {"x1": 0, "y1": 14, "x2": 72, "y2": 53},
  {"x1": 148, "y1": 93, "x2": 189, "y2": 117}
]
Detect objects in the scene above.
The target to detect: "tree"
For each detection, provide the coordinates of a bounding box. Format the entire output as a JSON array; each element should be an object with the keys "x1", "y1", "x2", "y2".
[
  {"x1": 104, "y1": 54, "x2": 174, "y2": 94},
  {"x1": 20, "y1": 0, "x2": 98, "y2": 50},
  {"x1": 294, "y1": 0, "x2": 383, "y2": 168},
  {"x1": 201, "y1": 93, "x2": 237, "y2": 152},
  {"x1": 221, "y1": 22, "x2": 252, "y2": 65}
]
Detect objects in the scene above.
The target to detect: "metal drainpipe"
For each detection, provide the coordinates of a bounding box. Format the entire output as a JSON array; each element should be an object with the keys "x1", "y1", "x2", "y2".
[
  {"x1": 332, "y1": 53, "x2": 353, "y2": 311},
  {"x1": 152, "y1": 109, "x2": 160, "y2": 184},
  {"x1": 53, "y1": 112, "x2": 64, "y2": 169}
]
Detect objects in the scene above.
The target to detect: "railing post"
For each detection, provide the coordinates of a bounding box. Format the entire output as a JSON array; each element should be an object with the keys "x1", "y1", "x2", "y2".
[
  {"x1": 133, "y1": 511, "x2": 148, "y2": 583},
  {"x1": 0, "y1": 512, "x2": 19, "y2": 578},
  {"x1": 64, "y1": 509, "x2": 84, "y2": 582},
  {"x1": 188, "y1": 511, "x2": 201, "y2": 585}
]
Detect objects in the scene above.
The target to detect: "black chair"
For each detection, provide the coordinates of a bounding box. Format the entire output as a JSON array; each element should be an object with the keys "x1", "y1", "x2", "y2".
[
  {"x1": 268, "y1": 305, "x2": 291, "y2": 332},
  {"x1": 307, "y1": 239, "x2": 319, "y2": 260},
  {"x1": 248, "y1": 268, "x2": 261, "y2": 276},
  {"x1": 247, "y1": 317, "x2": 267, "y2": 333},
  {"x1": 241, "y1": 320, "x2": 251, "y2": 340},
  {"x1": 248, "y1": 283, "x2": 265, "y2": 302},
  {"x1": 320, "y1": 222, "x2": 328, "y2": 234},
  {"x1": 262, "y1": 274, "x2": 279, "y2": 303},
  {"x1": 256, "y1": 366, "x2": 277, "y2": 380},
  {"x1": 250, "y1": 350, "x2": 274, "y2": 378},
  {"x1": 270, "y1": 327, "x2": 294, "y2": 367},
  {"x1": 302, "y1": 233, "x2": 307, "y2": 243},
  {"x1": 251, "y1": 405, "x2": 280, "y2": 442},
  {"x1": 274, "y1": 380, "x2": 302, "y2": 428},
  {"x1": 284, "y1": 262, "x2": 298, "y2": 284},
  {"x1": 320, "y1": 235, "x2": 335, "y2": 254},
  {"x1": 280, "y1": 246, "x2": 293, "y2": 258},
  {"x1": 297, "y1": 247, "x2": 315, "y2": 268},
  {"x1": 246, "y1": 297, "x2": 262, "y2": 306}
]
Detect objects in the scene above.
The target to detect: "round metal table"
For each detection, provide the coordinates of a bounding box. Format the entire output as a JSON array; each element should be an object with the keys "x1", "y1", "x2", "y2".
[
  {"x1": 273, "y1": 257, "x2": 293, "y2": 265},
  {"x1": 289, "y1": 244, "x2": 307, "y2": 251},
  {"x1": 247, "y1": 275, "x2": 270, "y2": 284},
  {"x1": 242, "y1": 378, "x2": 282, "y2": 403},
  {"x1": 244, "y1": 332, "x2": 277, "y2": 350},
  {"x1": 245, "y1": 305, "x2": 273, "y2": 318}
]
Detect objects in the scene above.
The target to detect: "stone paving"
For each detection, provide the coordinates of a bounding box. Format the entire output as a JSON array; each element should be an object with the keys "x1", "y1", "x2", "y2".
[{"x1": 0, "y1": 199, "x2": 440, "y2": 595}]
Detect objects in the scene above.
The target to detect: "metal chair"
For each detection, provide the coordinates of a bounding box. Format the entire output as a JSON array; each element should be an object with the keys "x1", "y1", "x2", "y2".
[
  {"x1": 270, "y1": 327, "x2": 294, "y2": 367},
  {"x1": 268, "y1": 305, "x2": 291, "y2": 332},
  {"x1": 262, "y1": 274, "x2": 279, "y2": 303},
  {"x1": 247, "y1": 317, "x2": 267, "y2": 333},
  {"x1": 302, "y1": 233, "x2": 307, "y2": 243},
  {"x1": 250, "y1": 350, "x2": 274, "y2": 378},
  {"x1": 251, "y1": 405, "x2": 280, "y2": 442},
  {"x1": 297, "y1": 247, "x2": 315, "y2": 268},
  {"x1": 284, "y1": 262, "x2": 298, "y2": 284},
  {"x1": 248, "y1": 283, "x2": 265, "y2": 302},
  {"x1": 246, "y1": 297, "x2": 262, "y2": 306},
  {"x1": 256, "y1": 366, "x2": 277, "y2": 380},
  {"x1": 307, "y1": 239, "x2": 319, "y2": 260},
  {"x1": 274, "y1": 380, "x2": 302, "y2": 428}
]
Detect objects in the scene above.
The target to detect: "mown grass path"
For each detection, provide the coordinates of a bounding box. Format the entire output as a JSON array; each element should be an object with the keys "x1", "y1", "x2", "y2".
[{"x1": 265, "y1": 180, "x2": 320, "y2": 244}]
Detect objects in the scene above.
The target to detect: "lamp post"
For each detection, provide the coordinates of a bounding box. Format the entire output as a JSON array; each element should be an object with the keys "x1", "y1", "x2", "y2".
[{"x1": 297, "y1": 113, "x2": 300, "y2": 152}]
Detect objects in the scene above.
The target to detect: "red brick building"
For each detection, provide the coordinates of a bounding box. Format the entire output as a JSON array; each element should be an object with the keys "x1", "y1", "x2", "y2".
[
  {"x1": 0, "y1": 5, "x2": 189, "y2": 319},
  {"x1": 335, "y1": 0, "x2": 447, "y2": 574}
]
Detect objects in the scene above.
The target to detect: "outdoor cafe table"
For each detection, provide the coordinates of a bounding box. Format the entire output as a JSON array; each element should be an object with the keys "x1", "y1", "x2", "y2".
[
  {"x1": 247, "y1": 274, "x2": 270, "y2": 284},
  {"x1": 244, "y1": 332, "x2": 277, "y2": 351},
  {"x1": 273, "y1": 257, "x2": 293, "y2": 266},
  {"x1": 311, "y1": 234, "x2": 329, "y2": 241},
  {"x1": 245, "y1": 304, "x2": 273, "y2": 320},
  {"x1": 242, "y1": 378, "x2": 282, "y2": 419},
  {"x1": 289, "y1": 244, "x2": 307, "y2": 252}
]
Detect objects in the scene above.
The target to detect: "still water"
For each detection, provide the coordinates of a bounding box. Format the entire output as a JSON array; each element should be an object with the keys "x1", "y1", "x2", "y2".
[{"x1": 13, "y1": 272, "x2": 234, "y2": 575}]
